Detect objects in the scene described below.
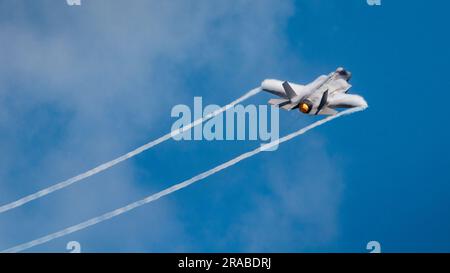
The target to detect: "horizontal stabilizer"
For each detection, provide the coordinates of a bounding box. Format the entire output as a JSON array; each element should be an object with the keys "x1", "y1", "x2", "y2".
[
  {"x1": 281, "y1": 103, "x2": 299, "y2": 110},
  {"x1": 268, "y1": 98, "x2": 290, "y2": 106},
  {"x1": 268, "y1": 98, "x2": 298, "y2": 111}
]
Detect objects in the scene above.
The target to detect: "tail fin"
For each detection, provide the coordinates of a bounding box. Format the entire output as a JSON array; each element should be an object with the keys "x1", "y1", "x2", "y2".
[{"x1": 282, "y1": 81, "x2": 297, "y2": 99}]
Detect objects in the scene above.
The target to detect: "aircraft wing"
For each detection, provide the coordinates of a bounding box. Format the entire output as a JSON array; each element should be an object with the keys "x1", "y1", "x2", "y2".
[
  {"x1": 328, "y1": 78, "x2": 352, "y2": 94},
  {"x1": 327, "y1": 93, "x2": 368, "y2": 109}
]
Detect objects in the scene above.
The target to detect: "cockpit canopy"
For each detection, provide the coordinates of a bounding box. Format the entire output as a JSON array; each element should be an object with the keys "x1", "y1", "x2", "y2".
[{"x1": 336, "y1": 67, "x2": 352, "y2": 82}]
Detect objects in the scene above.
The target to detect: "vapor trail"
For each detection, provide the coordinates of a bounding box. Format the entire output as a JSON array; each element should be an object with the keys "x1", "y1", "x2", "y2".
[
  {"x1": 1, "y1": 106, "x2": 366, "y2": 253},
  {"x1": 0, "y1": 87, "x2": 262, "y2": 214}
]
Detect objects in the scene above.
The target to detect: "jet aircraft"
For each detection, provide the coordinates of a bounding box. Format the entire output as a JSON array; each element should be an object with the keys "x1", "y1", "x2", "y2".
[{"x1": 261, "y1": 67, "x2": 367, "y2": 115}]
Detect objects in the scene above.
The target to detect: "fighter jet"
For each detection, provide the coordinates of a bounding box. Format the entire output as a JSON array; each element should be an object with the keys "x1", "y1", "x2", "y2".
[{"x1": 261, "y1": 67, "x2": 367, "y2": 115}]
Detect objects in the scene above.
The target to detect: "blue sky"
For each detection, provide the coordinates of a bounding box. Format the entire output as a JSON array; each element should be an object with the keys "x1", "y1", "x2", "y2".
[{"x1": 0, "y1": 0, "x2": 449, "y2": 252}]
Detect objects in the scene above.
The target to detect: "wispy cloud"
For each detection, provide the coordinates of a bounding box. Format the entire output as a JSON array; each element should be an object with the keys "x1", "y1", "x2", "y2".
[
  {"x1": 231, "y1": 135, "x2": 344, "y2": 252},
  {"x1": 0, "y1": 0, "x2": 347, "y2": 252}
]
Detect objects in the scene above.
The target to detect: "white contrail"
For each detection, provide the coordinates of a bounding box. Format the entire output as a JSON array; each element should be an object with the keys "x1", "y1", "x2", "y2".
[
  {"x1": 0, "y1": 87, "x2": 262, "y2": 214},
  {"x1": 1, "y1": 106, "x2": 366, "y2": 253}
]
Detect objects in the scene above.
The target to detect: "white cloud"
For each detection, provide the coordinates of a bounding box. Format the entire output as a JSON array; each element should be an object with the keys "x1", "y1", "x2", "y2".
[
  {"x1": 232, "y1": 136, "x2": 343, "y2": 251},
  {"x1": 0, "y1": 0, "x2": 296, "y2": 252},
  {"x1": 0, "y1": 0, "x2": 345, "y2": 252},
  {"x1": 0, "y1": 0, "x2": 348, "y2": 251}
]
